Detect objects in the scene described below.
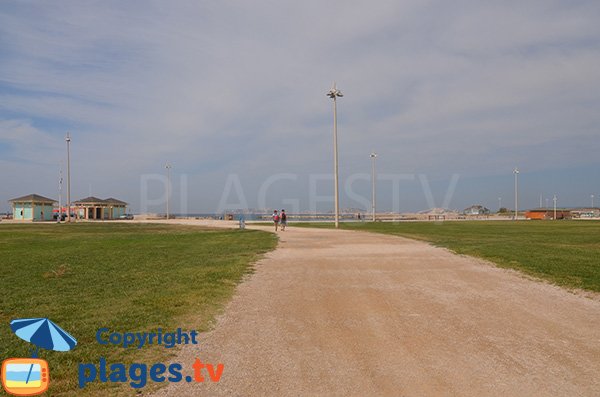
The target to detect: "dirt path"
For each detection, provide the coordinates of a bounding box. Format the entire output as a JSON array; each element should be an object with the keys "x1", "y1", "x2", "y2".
[{"x1": 152, "y1": 225, "x2": 600, "y2": 396}]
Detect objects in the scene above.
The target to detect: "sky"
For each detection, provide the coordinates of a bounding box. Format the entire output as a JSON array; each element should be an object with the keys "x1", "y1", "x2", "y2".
[{"x1": 1, "y1": 1, "x2": 599, "y2": 214}]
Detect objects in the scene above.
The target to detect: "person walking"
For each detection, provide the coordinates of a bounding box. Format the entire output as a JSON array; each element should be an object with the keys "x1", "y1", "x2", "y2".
[
  {"x1": 280, "y1": 209, "x2": 287, "y2": 231},
  {"x1": 272, "y1": 210, "x2": 280, "y2": 231}
]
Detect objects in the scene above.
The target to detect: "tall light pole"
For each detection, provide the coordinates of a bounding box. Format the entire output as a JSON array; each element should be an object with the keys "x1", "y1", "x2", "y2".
[
  {"x1": 327, "y1": 82, "x2": 343, "y2": 228},
  {"x1": 370, "y1": 152, "x2": 377, "y2": 222},
  {"x1": 66, "y1": 133, "x2": 72, "y2": 223},
  {"x1": 553, "y1": 194, "x2": 557, "y2": 220},
  {"x1": 498, "y1": 197, "x2": 502, "y2": 211},
  {"x1": 591, "y1": 194, "x2": 595, "y2": 208},
  {"x1": 165, "y1": 163, "x2": 172, "y2": 220},
  {"x1": 513, "y1": 167, "x2": 519, "y2": 220},
  {"x1": 58, "y1": 163, "x2": 63, "y2": 223}
]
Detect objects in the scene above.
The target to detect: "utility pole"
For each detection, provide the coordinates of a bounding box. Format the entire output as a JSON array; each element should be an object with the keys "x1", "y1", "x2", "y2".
[
  {"x1": 513, "y1": 167, "x2": 519, "y2": 220},
  {"x1": 327, "y1": 82, "x2": 343, "y2": 228},
  {"x1": 66, "y1": 133, "x2": 72, "y2": 222},
  {"x1": 58, "y1": 163, "x2": 63, "y2": 223},
  {"x1": 370, "y1": 152, "x2": 377, "y2": 222},
  {"x1": 165, "y1": 163, "x2": 172, "y2": 220}
]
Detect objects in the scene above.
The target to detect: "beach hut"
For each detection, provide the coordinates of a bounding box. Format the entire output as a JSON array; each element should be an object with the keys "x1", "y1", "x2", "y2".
[
  {"x1": 72, "y1": 196, "x2": 128, "y2": 220},
  {"x1": 9, "y1": 194, "x2": 57, "y2": 221}
]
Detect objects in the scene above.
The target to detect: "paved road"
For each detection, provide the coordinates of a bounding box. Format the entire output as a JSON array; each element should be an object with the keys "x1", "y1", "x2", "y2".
[{"x1": 153, "y1": 225, "x2": 600, "y2": 396}]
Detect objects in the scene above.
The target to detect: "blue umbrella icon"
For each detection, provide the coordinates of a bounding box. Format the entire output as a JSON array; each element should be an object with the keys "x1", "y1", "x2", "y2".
[
  {"x1": 9, "y1": 318, "x2": 77, "y2": 386},
  {"x1": 10, "y1": 318, "x2": 77, "y2": 357}
]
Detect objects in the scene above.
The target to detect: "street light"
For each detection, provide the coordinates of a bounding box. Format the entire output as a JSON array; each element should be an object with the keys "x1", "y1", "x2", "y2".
[
  {"x1": 498, "y1": 197, "x2": 502, "y2": 212},
  {"x1": 592, "y1": 194, "x2": 595, "y2": 208},
  {"x1": 165, "y1": 163, "x2": 172, "y2": 220},
  {"x1": 66, "y1": 133, "x2": 72, "y2": 223},
  {"x1": 513, "y1": 167, "x2": 519, "y2": 220},
  {"x1": 370, "y1": 152, "x2": 377, "y2": 222},
  {"x1": 327, "y1": 82, "x2": 343, "y2": 228},
  {"x1": 553, "y1": 194, "x2": 557, "y2": 220},
  {"x1": 58, "y1": 163, "x2": 63, "y2": 223}
]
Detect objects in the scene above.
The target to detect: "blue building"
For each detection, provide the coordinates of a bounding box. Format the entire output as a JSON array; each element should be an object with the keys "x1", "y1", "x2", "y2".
[{"x1": 9, "y1": 194, "x2": 57, "y2": 221}]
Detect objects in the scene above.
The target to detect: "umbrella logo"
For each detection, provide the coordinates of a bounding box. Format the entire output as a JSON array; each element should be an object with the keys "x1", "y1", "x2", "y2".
[{"x1": 2, "y1": 318, "x2": 77, "y2": 396}]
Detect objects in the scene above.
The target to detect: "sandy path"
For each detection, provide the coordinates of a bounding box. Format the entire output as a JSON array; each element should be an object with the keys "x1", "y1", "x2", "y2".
[{"x1": 152, "y1": 224, "x2": 600, "y2": 396}]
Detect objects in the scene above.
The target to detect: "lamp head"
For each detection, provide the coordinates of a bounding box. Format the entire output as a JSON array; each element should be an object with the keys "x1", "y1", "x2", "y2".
[{"x1": 327, "y1": 82, "x2": 343, "y2": 99}]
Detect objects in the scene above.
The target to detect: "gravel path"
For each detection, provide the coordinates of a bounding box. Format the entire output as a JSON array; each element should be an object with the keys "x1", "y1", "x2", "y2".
[{"x1": 152, "y1": 224, "x2": 600, "y2": 396}]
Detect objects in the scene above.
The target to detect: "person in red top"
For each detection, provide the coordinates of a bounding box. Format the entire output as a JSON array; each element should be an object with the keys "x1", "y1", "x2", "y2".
[{"x1": 272, "y1": 210, "x2": 280, "y2": 231}]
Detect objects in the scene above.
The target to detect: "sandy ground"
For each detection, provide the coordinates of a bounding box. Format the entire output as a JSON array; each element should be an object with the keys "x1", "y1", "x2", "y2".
[{"x1": 143, "y1": 222, "x2": 600, "y2": 397}]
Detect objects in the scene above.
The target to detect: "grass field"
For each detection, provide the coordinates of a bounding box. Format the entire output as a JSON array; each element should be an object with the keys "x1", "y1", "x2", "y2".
[
  {"x1": 292, "y1": 220, "x2": 600, "y2": 293},
  {"x1": 0, "y1": 223, "x2": 276, "y2": 396}
]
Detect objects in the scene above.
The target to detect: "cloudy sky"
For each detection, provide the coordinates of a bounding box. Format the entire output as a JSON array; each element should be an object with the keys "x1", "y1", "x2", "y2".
[{"x1": 1, "y1": 1, "x2": 599, "y2": 213}]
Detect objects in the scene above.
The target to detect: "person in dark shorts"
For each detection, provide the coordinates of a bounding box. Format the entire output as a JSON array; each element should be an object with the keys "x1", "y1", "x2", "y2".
[{"x1": 280, "y1": 209, "x2": 287, "y2": 231}]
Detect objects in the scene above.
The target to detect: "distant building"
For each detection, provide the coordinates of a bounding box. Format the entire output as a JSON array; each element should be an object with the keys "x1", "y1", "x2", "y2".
[
  {"x1": 9, "y1": 194, "x2": 57, "y2": 221},
  {"x1": 570, "y1": 208, "x2": 600, "y2": 219},
  {"x1": 525, "y1": 209, "x2": 571, "y2": 220},
  {"x1": 417, "y1": 208, "x2": 460, "y2": 221},
  {"x1": 463, "y1": 205, "x2": 490, "y2": 216},
  {"x1": 72, "y1": 197, "x2": 127, "y2": 220}
]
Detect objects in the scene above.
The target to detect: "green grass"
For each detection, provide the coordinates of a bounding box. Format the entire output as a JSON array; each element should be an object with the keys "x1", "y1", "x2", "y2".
[
  {"x1": 0, "y1": 223, "x2": 276, "y2": 396},
  {"x1": 292, "y1": 221, "x2": 600, "y2": 292}
]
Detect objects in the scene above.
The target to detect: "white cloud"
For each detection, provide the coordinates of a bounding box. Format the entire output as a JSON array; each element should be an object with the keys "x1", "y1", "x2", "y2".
[{"x1": 0, "y1": 0, "x2": 599, "y2": 212}]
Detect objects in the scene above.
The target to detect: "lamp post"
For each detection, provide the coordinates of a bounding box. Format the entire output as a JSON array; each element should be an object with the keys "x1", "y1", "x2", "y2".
[
  {"x1": 327, "y1": 82, "x2": 343, "y2": 228},
  {"x1": 513, "y1": 167, "x2": 519, "y2": 220},
  {"x1": 165, "y1": 163, "x2": 172, "y2": 220},
  {"x1": 370, "y1": 152, "x2": 377, "y2": 222},
  {"x1": 592, "y1": 194, "x2": 595, "y2": 208},
  {"x1": 58, "y1": 163, "x2": 63, "y2": 223},
  {"x1": 66, "y1": 133, "x2": 72, "y2": 223},
  {"x1": 498, "y1": 197, "x2": 502, "y2": 212},
  {"x1": 553, "y1": 194, "x2": 557, "y2": 220}
]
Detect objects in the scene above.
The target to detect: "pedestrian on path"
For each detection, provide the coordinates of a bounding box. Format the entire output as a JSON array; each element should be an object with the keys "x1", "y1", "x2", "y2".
[
  {"x1": 272, "y1": 210, "x2": 280, "y2": 231},
  {"x1": 280, "y1": 209, "x2": 287, "y2": 231}
]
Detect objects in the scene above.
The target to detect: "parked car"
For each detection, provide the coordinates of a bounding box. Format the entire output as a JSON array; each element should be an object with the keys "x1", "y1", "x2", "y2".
[{"x1": 119, "y1": 214, "x2": 134, "y2": 220}]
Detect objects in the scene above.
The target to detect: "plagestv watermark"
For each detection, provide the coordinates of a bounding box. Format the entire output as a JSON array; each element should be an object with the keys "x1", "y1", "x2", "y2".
[
  {"x1": 78, "y1": 328, "x2": 223, "y2": 389},
  {"x1": 139, "y1": 172, "x2": 460, "y2": 215}
]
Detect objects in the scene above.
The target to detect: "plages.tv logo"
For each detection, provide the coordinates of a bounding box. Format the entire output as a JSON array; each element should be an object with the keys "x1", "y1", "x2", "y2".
[{"x1": 1, "y1": 318, "x2": 77, "y2": 396}]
